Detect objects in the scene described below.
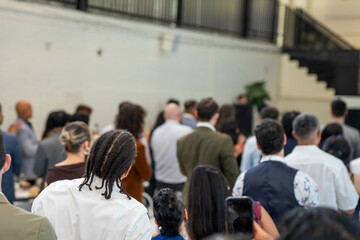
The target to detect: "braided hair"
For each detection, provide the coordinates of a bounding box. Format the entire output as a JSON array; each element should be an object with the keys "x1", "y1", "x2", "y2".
[{"x1": 78, "y1": 129, "x2": 136, "y2": 200}]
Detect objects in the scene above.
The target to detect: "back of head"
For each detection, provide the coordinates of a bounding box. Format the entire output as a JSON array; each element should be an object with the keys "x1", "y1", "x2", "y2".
[
  {"x1": 255, "y1": 119, "x2": 284, "y2": 155},
  {"x1": 79, "y1": 130, "x2": 136, "y2": 199},
  {"x1": 319, "y1": 122, "x2": 343, "y2": 148},
  {"x1": 215, "y1": 104, "x2": 235, "y2": 131},
  {"x1": 42, "y1": 111, "x2": 70, "y2": 139},
  {"x1": 281, "y1": 111, "x2": 300, "y2": 138},
  {"x1": 184, "y1": 100, "x2": 197, "y2": 114},
  {"x1": 115, "y1": 103, "x2": 146, "y2": 139},
  {"x1": 75, "y1": 105, "x2": 92, "y2": 116},
  {"x1": 60, "y1": 121, "x2": 91, "y2": 153},
  {"x1": 15, "y1": 100, "x2": 32, "y2": 120},
  {"x1": 0, "y1": 132, "x2": 5, "y2": 170},
  {"x1": 331, "y1": 99, "x2": 347, "y2": 117},
  {"x1": 167, "y1": 98, "x2": 180, "y2": 106},
  {"x1": 153, "y1": 188, "x2": 184, "y2": 237},
  {"x1": 197, "y1": 98, "x2": 219, "y2": 122},
  {"x1": 260, "y1": 107, "x2": 279, "y2": 120},
  {"x1": 293, "y1": 113, "x2": 319, "y2": 143},
  {"x1": 70, "y1": 112, "x2": 90, "y2": 125},
  {"x1": 322, "y1": 135, "x2": 351, "y2": 168},
  {"x1": 188, "y1": 165, "x2": 230, "y2": 240},
  {"x1": 279, "y1": 207, "x2": 360, "y2": 240},
  {"x1": 164, "y1": 103, "x2": 181, "y2": 121}
]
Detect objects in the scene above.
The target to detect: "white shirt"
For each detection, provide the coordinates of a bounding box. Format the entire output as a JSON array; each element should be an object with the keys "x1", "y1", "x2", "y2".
[
  {"x1": 233, "y1": 155, "x2": 319, "y2": 208},
  {"x1": 240, "y1": 136, "x2": 262, "y2": 172},
  {"x1": 196, "y1": 122, "x2": 216, "y2": 132},
  {"x1": 32, "y1": 177, "x2": 152, "y2": 240},
  {"x1": 285, "y1": 145, "x2": 359, "y2": 210},
  {"x1": 151, "y1": 120, "x2": 192, "y2": 184},
  {"x1": 351, "y1": 158, "x2": 360, "y2": 175}
]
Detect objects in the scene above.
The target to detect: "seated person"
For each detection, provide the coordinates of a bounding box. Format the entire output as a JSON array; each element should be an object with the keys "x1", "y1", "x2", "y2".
[
  {"x1": 153, "y1": 188, "x2": 187, "y2": 240},
  {"x1": 45, "y1": 121, "x2": 91, "y2": 187},
  {"x1": 32, "y1": 130, "x2": 152, "y2": 240}
]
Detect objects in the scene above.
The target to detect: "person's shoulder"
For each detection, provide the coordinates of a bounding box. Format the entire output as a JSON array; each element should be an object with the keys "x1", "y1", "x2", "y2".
[
  {"x1": 41, "y1": 134, "x2": 61, "y2": 145},
  {"x1": 344, "y1": 124, "x2": 360, "y2": 134},
  {"x1": 2, "y1": 202, "x2": 49, "y2": 225}
]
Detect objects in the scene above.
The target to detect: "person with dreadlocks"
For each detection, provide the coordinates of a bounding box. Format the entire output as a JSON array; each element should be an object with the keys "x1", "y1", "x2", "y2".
[{"x1": 31, "y1": 130, "x2": 152, "y2": 240}]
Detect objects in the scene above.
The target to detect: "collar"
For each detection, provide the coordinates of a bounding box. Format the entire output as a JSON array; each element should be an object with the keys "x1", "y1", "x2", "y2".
[
  {"x1": 183, "y1": 113, "x2": 196, "y2": 119},
  {"x1": 196, "y1": 122, "x2": 215, "y2": 132},
  {"x1": 293, "y1": 145, "x2": 319, "y2": 152},
  {"x1": 0, "y1": 193, "x2": 9, "y2": 204},
  {"x1": 165, "y1": 120, "x2": 180, "y2": 125},
  {"x1": 260, "y1": 155, "x2": 286, "y2": 164}
]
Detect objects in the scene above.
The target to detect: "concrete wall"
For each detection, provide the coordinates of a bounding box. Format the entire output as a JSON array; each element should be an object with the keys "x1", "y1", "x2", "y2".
[{"x1": 0, "y1": 0, "x2": 281, "y2": 137}]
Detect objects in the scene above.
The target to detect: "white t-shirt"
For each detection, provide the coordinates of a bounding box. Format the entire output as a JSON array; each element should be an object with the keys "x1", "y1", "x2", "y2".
[
  {"x1": 285, "y1": 145, "x2": 359, "y2": 211},
  {"x1": 32, "y1": 177, "x2": 152, "y2": 240}
]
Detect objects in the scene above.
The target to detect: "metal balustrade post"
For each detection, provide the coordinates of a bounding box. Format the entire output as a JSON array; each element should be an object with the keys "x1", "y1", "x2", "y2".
[
  {"x1": 242, "y1": 0, "x2": 250, "y2": 38},
  {"x1": 176, "y1": 0, "x2": 183, "y2": 26}
]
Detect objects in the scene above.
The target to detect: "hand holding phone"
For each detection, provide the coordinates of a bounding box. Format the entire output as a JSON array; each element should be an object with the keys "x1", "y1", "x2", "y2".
[{"x1": 226, "y1": 197, "x2": 254, "y2": 239}]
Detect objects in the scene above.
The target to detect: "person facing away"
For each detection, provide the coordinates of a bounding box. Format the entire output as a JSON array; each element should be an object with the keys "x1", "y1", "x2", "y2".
[
  {"x1": 14, "y1": 100, "x2": 38, "y2": 184},
  {"x1": 281, "y1": 111, "x2": 300, "y2": 156},
  {"x1": 45, "y1": 121, "x2": 91, "y2": 187},
  {"x1": 0, "y1": 103, "x2": 22, "y2": 204},
  {"x1": 181, "y1": 100, "x2": 198, "y2": 129},
  {"x1": 152, "y1": 188, "x2": 187, "y2": 240},
  {"x1": 233, "y1": 119, "x2": 319, "y2": 225},
  {"x1": 34, "y1": 111, "x2": 70, "y2": 189},
  {"x1": 32, "y1": 130, "x2": 152, "y2": 240},
  {"x1": 151, "y1": 103, "x2": 192, "y2": 194},
  {"x1": 176, "y1": 97, "x2": 239, "y2": 205},
  {"x1": 330, "y1": 99, "x2": 360, "y2": 160},
  {"x1": 0, "y1": 132, "x2": 57, "y2": 240},
  {"x1": 285, "y1": 113, "x2": 359, "y2": 213},
  {"x1": 240, "y1": 106, "x2": 280, "y2": 173}
]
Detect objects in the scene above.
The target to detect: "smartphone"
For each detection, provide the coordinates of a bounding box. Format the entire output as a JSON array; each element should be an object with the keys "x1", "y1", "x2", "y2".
[{"x1": 225, "y1": 197, "x2": 254, "y2": 239}]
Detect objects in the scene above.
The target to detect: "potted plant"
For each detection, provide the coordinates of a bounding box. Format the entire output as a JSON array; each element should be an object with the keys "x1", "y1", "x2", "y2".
[{"x1": 245, "y1": 81, "x2": 271, "y2": 112}]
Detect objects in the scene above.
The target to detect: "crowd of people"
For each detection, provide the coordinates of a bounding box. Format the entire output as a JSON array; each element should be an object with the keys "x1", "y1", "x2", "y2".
[{"x1": 0, "y1": 96, "x2": 360, "y2": 240}]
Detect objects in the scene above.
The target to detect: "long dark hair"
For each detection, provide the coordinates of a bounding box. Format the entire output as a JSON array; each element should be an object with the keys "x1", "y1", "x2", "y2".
[
  {"x1": 78, "y1": 130, "x2": 136, "y2": 199},
  {"x1": 187, "y1": 165, "x2": 230, "y2": 240},
  {"x1": 115, "y1": 103, "x2": 146, "y2": 139}
]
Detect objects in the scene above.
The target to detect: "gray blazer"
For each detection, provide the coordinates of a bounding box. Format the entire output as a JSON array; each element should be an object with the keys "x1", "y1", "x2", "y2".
[{"x1": 16, "y1": 118, "x2": 38, "y2": 180}]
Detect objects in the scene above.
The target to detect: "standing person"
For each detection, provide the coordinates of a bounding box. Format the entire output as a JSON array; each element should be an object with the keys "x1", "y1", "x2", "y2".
[
  {"x1": 0, "y1": 132, "x2": 57, "y2": 240},
  {"x1": 330, "y1": 99, "x2": 360, "y2": 159},
  {"x1": 45, "y1": 121, "x2": 91, "y2": 187},
  {"x1": 181, "y1": 100, "x2": 197, "y2": 129},
  {"x1": 286, "y1": 113, "x2": 358, "y2": 212},
  {"x1": 281, "y1": 111, "x2": 300, "y2": 156},
  {"x1": 14, "y1": 100, "x2": 38, "y2": 185},
  {"x1": 117, "y1": 103, "x2": 152, "y2": 202},
  {"x1": 151, "y1": 103, "x2": 192, "y2": 195},
  {"x1": 233, "y1": 119, "x2": 319, "y2": 225},
  {"x1": 32, "y1": 130, "x2": 152, "y2": 240},
  {"x1": 177, "y1": 97, "x2": 239, "y2": 205},
  {"x1": 0, "y1": 104, "x2": 22, "y2": 204},
  {"x1": 240, "y1": 107, "x2": 279, "y2": 173},
  {"x1": 34, "y1": 111, "x2": 70, "y2": 188}
]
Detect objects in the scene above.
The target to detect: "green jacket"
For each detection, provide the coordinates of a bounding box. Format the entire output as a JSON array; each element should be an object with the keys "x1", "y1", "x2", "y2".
[
  {"x1": 177, "y1": 126, "x2": 240, "y2": 205},
  {"x1": 0, "y1": 194, "x2": 57, "y2": 240}
]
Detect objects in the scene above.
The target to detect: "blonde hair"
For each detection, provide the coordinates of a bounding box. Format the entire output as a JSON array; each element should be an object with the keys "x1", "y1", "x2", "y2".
[{"x1": 60, "y1": 121, "x2": 91, "y2": 153}]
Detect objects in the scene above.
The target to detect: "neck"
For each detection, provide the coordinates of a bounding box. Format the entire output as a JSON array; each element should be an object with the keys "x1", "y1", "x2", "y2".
[
  {"x1": 64, "y1": 152, "x2": 85, "y2": 164},
  {"x1": 262, "y1": 149, "x2": 284, "y2": 157},
  {"x1": 297, "y1": 141, "x2": 316, "y2": 146},
  {"x1": 332, "y1": 116, "x2": 345, "y2": 123}
]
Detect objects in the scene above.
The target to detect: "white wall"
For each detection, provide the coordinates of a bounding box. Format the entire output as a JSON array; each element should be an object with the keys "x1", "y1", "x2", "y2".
[{"x1": 0, "y1": 0, "x2": 281, "y2": 137}]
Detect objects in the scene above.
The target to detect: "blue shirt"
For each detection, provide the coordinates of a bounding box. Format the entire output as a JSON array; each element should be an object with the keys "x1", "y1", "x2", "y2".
[
  {"x1": 240, "y1": 136, "x2": 261, "y2": 172},
  {"x1": 152, "y1": 233, "x2": 184, "y2": 240}
]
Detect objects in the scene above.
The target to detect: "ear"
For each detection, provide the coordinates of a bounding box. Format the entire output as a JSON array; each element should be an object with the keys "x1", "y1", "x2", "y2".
[
  {"x1": 83, "y1": 140, "x2": 90, "y2": 149},
  {"x1": 256, "y1": 141, "x2": 261, "y2": 151},
  {"x1": 155, "y1": 219, "x2": 160, "y2": 227},
  {"x1": 193, "y1": 109, "x2": 198, "y2": 119},
  {"x1": 283, "y1": 134, "x2": 287, "y2": 146},
  {"x1": 121, "y1": 166, "x2": 132, "y2": 179},
  {"x1": 317, "y1": 129, "x2": 321, "y2": 139},
  {"x1": 1, "y1": 154, "x2": 11, "y2": 174},
  {"x1": 184, "y1": 209, "x2": 188, "y2": 221},
  {"x1": 292, "y1": 130, "x2": 297, "y2": 140}
]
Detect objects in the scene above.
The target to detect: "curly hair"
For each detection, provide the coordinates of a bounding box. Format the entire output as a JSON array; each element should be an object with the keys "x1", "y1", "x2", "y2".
[
  {"x1": 255, "y1": 119, "x2": 284, "y2": 155},
  {"x1": 115, "y1": 103, "x2": 146, "y2": 139}
]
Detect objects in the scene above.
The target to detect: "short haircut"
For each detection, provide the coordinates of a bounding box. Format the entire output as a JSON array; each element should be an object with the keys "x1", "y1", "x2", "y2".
[
  {"x1": 197, "y1": 98, "x2": 219, "y2": 121},
  {"x1": 255, "y1": 119, "x2": 284, "y2": 155},
  {"x1": 75, "y1": 105, "x2": 92, "y2": 116},
  {"x1": 153, "y1": 188, "x2": 185, "y2": 237},
  {"x1": 331, "y1": 99, "x2": 347, "y2": 117},
  {"x1": 281, "y1": 111, "x2": 300, "y2": 138},
  {"x1": 184, "y1": 100, "x2": 197, "y2": 112},
  {"x1": 260, "y1": 107, "x2": 279, "y2": 120},
  {"x1": 167, "y1": 98, "x2": 180, "y2": 106},
  {"x1": 319, "y1": 122, "x2": 343, "y2": 148},
  {"x1": 292, "y1": 114, "x2": 319, "y2": 140},
  {"x1": 279, "y1": 207, "x2": 360, "y2": 240},
  {"x1": 0, "y1": 132, "x2": 5, "y2": 169},
  {"x1": 70, "y1": 112, "x2": 89, "y2": 125}
]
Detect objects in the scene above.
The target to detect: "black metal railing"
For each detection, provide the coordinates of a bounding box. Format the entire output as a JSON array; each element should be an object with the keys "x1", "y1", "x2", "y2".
[
  {"x1": 282, "y1": 7, "x2": 360, "y2": 95},
  {"x1": 47, "y1": 0, "x2": 280, "y2": 44}
]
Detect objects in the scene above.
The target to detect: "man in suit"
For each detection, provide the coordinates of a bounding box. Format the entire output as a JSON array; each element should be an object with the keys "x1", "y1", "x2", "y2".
[
  {"x1": 177, "y1": 97, "x2": 239, "y2": 203},
  {"x1": 14, "y1": 100, "x2": 39, "y2": 185},
  {"x1": 0, "y1": 104, "x2": 22, "y2": 203},
  {"x1": 0, "y1": 132, "x2": 57, "y2": 240},
  {"x1": 34, "y1": 111, "x2": 69, "y2": 189}
]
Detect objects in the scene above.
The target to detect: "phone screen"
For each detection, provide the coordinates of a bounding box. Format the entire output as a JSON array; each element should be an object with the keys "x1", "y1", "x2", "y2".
[{"x1": 226, "y1": 197, "x2": 254, "y2": 238}]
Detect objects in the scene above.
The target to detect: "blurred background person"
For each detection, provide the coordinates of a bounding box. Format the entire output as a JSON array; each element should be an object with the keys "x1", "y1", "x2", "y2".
[
  {"x1": 45, "y1": 121, "x2": 91, "y2": 187},
  {"x1": 281, "y1": 111, "x2": 300, "y2": 156},
  {"x1": 318, "y1": 122, "x2": 343, "y2": 149},
  {"x1": 181, "y1": 100, "x2": 197, "y2": 129}
]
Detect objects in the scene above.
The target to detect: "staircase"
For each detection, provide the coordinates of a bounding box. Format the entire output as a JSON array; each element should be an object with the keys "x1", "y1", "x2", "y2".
[{"x1": 282, "y1": 8, "x2": 360, "y2": 96}]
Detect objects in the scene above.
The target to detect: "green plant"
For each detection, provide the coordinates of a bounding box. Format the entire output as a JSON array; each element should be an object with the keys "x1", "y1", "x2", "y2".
[{"x1": 245, "y1": 81, "x2": 271, "y2": 111}]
